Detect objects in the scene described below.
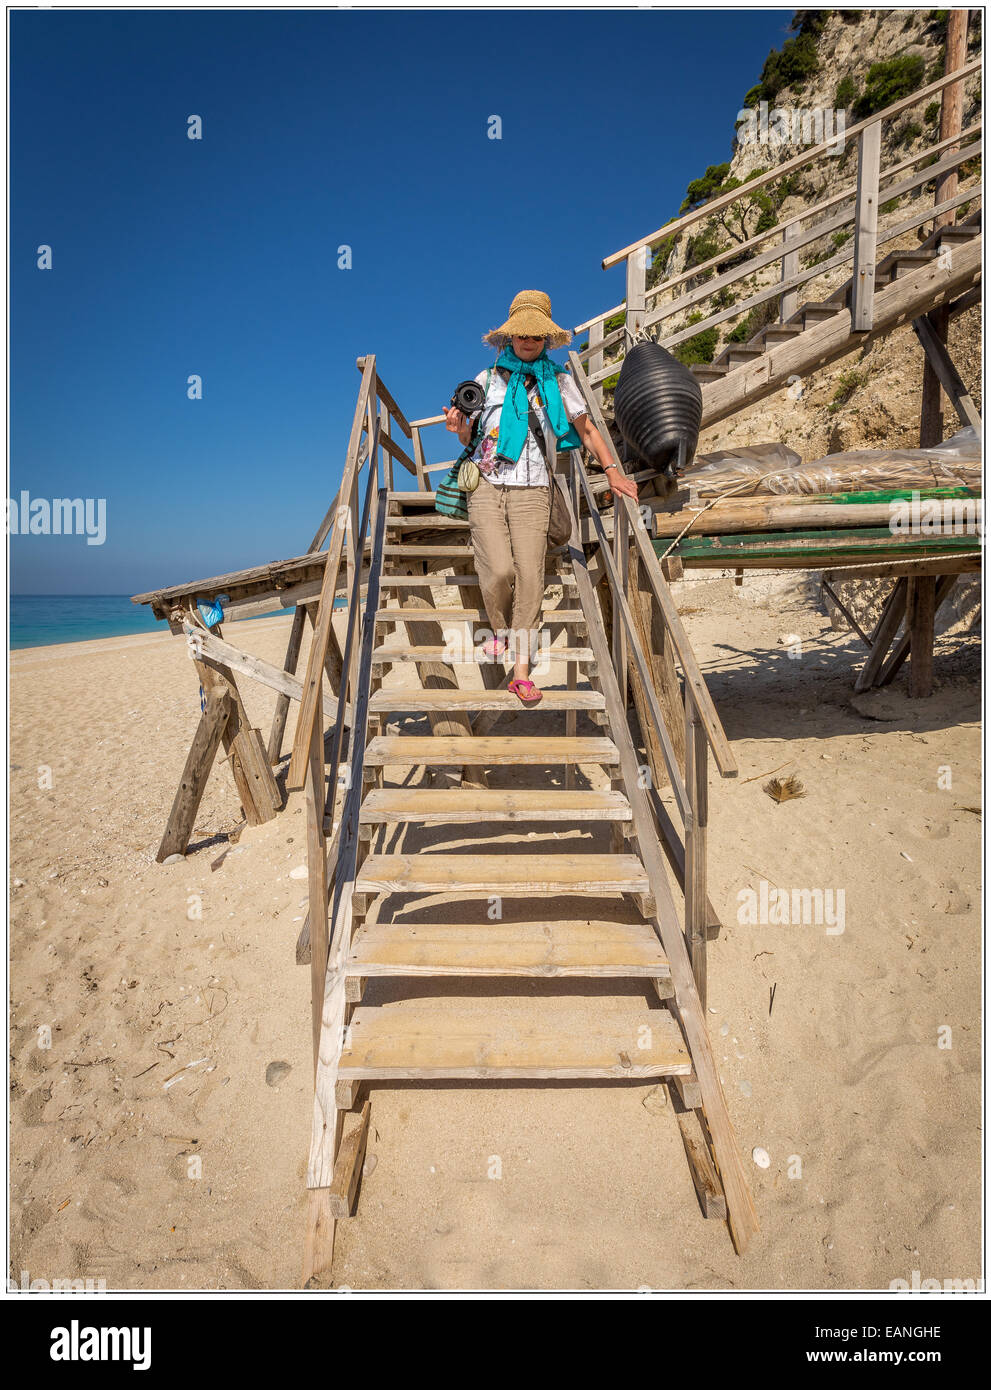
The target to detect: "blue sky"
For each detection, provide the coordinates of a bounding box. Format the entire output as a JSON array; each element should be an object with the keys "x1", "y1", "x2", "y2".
[{"x1": 10, "y1": 6, "x2": 793, "y2": 595}]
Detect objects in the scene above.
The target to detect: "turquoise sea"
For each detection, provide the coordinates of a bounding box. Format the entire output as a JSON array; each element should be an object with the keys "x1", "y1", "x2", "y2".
[
  {"x1": 9, "y1": 594, "x2": 343, "y2": 651},
  {"x1": 10, "y1": 595, "x2": 161, "y2": 650}
]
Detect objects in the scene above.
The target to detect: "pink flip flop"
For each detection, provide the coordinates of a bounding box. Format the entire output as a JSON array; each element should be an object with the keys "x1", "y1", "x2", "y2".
[
  {"x1": 482, "y1": 637, "x2": 506, "y2": 658},
  {"x1": 508, "y1": 678, "x2": 542, "y2": 706}
]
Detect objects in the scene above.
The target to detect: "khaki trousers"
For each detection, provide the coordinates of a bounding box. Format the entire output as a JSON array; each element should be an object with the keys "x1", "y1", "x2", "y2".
[{"x1": 467, "y1": 477, "x2": 549, "y2": 644}]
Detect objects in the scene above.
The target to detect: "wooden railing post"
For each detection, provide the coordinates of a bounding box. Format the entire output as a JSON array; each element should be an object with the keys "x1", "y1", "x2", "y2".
[
  {"x1": 381, "y1": 408, "x2": 393, "y2": 491},
  {"x1": 625, "y1": 245, "x2": 648, "y2": 352},
  {"x1": 851, "y1": 120, "x2": 881, "y2": 331},
  {"x1": 780, "y1": 219, "x2": 800, "y2": 322},
  {"x1": 588, "y1": 319, "x2": 604, "y2": 406},
  {"x1": 684, "y1": 689, "x2": 708, "y2": 1008},
  {"x1": 410, "y1": 424, "x2": 427, "y2": 491}
]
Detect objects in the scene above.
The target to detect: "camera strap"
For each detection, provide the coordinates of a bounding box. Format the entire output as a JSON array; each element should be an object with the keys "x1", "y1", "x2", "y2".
[{"x1": 495, "y1": 366, "x2": 549, "y2": 464}]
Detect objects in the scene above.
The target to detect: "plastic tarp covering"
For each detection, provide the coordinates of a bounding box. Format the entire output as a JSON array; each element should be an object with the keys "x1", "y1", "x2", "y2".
[{"x1": 681, "y1": 428, "x2": 982, "y2": 498}]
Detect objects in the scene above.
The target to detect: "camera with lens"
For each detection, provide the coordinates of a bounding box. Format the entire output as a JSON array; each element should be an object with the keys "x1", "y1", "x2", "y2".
[{"x1": 450, "y1": 379, "x2": 486, "y2": 417}]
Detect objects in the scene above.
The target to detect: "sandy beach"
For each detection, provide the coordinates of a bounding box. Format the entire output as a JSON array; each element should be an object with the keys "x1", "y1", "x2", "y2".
[{"x1": 9, "y1": 580, "x2": 981, "y2": 1291}]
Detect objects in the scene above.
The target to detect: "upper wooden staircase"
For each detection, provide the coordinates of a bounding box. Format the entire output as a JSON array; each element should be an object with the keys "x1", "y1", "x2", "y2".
[{"x1": 575, "y1": 59, "x2": 982, "y2": 436}]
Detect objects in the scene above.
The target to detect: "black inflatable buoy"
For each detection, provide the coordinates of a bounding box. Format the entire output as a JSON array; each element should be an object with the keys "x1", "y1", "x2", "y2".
[{"x1": 613, "y1": 342, "x2": 703, "y2": 476}]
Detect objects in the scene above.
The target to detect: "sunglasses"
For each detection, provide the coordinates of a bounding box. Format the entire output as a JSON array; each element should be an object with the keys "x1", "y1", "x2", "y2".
[{"x1": 516, "y1": 335, "x2": 544, "y2": 343}]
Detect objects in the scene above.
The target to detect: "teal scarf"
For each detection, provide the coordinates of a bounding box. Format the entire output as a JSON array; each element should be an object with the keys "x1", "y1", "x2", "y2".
[{"x1": 494, "y1": 347, "x2": 581, "y2": 465}]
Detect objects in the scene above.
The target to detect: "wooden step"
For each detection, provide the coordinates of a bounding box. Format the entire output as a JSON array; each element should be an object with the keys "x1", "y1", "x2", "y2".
[
  {"x1": 726, "y1": 344, "x2": 765, "y2": 368},
  {"x1": 801, "y1": 303, "x2": 840, "y2": 325},
  {"x1": 379, "y1": 573, "x2": 577, "y2": 587},
  {"x1": 888, "y1": 249, "x2": 938, "y2": 279},
  {"x1": 371, "y1": 644, "x2": 594, "y2": 664},
  {"x1": 762, "y1": 324, "x2": 803, "y2": 346},
  {"x1": 387, "y1": 517, "x2": 468, "y2": 528},
  {"x1": 346, "y1": 918, "x2": 668, "y2": 978},
  {"x1": 368, "y1": 688, "x2": 604, "y2": 714},
  {"x1": 359, "y1": 786, "x2": 630, "y2": 824},
  {"x1": 337, "y1": 996, "x2": 690, "y2": 1080},
  {"x1": 690, "y1": 363, "x2": 728, "y2": 382},
  {"x1": 385, "y1": 545, "x2": 474, "y2": 558},
  {"x1": 375, "y1": 607, "x2": 586, "y2": 623},
  {"x1": 356, "y1": 852, "x2": 649, "y2": 896},
  {"x1": 934, "y1": 225, "x2": 979, "y2": 248},
  {"x1": 363, "y1": 735, "x2": 619, "y2": 767},
  {"x1": 388, "y1": 491, "x2": 440, "y2": 505}
]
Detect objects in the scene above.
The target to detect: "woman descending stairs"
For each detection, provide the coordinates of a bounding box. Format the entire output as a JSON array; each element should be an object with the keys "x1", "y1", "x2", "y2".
[{"x1": 298, "y1": 449, "x2": 758, "y2": 1281}]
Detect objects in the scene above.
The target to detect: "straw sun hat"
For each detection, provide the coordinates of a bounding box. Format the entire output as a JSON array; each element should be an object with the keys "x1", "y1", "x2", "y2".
[{"x1": 483, "y1": 290, "x2": 572, "y2": 348}]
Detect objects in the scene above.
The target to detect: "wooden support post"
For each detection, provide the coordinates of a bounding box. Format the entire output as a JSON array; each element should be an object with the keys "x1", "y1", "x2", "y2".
[
  {"x1": 625, "y1": 245, "x2": 648, "y2": 353},
  {"x1": 921, "y1": 11, "x2": 968, "y2": 443},
  {"x1": 676, "y1": 1109, "x2": 727, "y2": 1221},
  {"x1": 919, "y1": 305, "x2": 949, "y2": 447},
  {"x1": 780, "y1": 218, "x2": 800, "y2": 322},
  {"x1": 907, "y1": 576, "x2": 937, "y2": 698},
  {"x1": 914, "y1": 310, "x2": 981, "y2": 434},
  {"x1": 302, "y1": 1189, "x2": 336, "y2": 1288},
  {"x1": 231, "y1": 728, "x2": 282, "y2": 821},
  {"x1": 673, "y1": 1072, "x2": 703, "y2": 1111},
  {"x1": 877, "y1": 574, "x2": 958, "y2": 687},
  {"x1": 684, "y1": 690, "x2": 708, "y2": 1009},
  {"x1": 934, "y1": 10, "x2": 969, "y2": 233},
  {"x1": 851, "y1": 119, "x2": 881, "y2": 331},
  {"x1": 328, "y1": 1100, "x2": 371, "y2": 1219},
  {"x1": 267, "y1": 607, "x2": 307, "y2": 764},
  {"x1": 188, "y1": 645, "x2": 274, "y2": 830},
  {"x1": 156, "y1": 695, "x2": 232, "y2": 862},
  {"x1": 854, "y1": 578, "x2": 908, "y2": 691}
]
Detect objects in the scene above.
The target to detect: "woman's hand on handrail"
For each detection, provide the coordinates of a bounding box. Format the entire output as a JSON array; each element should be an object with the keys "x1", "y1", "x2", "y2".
[
  {"x1": 574, "y1": 413, "x2": 638, "y2": 501},
  {"x1": 604, "y1": 465, "x2": 638, "y2": 501},
  {"x1": 442, "y1": 406, "x2": 472, "y2": 447}
]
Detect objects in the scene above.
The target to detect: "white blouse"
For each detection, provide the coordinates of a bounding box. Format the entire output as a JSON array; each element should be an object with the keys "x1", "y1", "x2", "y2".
[{"x1": 468, "y1": 366, "x2": 587, "y2": 487}]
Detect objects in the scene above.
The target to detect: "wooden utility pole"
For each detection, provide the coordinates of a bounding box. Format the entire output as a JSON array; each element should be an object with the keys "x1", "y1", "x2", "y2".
[{"x1": 920, "y1": 9, "x2": 969, "y2": 446}]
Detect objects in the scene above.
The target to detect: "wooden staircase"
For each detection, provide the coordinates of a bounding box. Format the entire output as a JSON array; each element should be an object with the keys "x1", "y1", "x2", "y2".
[{"x1": 289, "y1": 359, "x2": 757, "y2": 1280}]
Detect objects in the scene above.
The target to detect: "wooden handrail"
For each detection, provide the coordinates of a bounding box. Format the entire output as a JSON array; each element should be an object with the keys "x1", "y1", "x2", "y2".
[
  {"x1": 288, "y1": 355, "x2": 377, "y2": 789},
  {"x1": 570, "y1": 452, "x2": 690, "y2": 822},
  {"x1": 584, "y1": 178, "x2": 980, "y2": 387},
  {"x1": 307, "y1": 478, "x2": 388, "y2": 1188},
  {"x1": 601, "y1": 58, "x2": 981, "y2": 270},
  {"x1": 566, "y1": 350, "x2": 738, "y2": 777},
  {"x1": 574, "y1": 122, "x2": 983, "y2": 354}
]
